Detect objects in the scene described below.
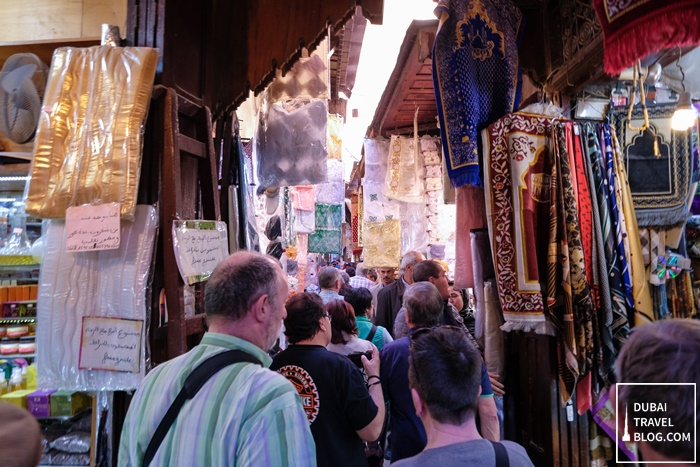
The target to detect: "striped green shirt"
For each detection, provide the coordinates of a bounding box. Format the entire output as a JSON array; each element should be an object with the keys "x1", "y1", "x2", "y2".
[{"x1": 118, "y1": 332, "x2": 316, "y2": 466}]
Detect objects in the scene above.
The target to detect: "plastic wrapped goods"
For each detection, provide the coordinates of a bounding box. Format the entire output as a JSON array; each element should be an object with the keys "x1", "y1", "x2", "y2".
[
  {"x1": 37, "y1": 205, "x2": 157, "y2": 391},
  {"x1": 267, "y1": 38, "x2": 329, "y2": 102},
  {"x1": 385, "y1": 135, "x2": 423, "y2": 204},
  {"x1": 363, "y1": 220, "x2": 400, "y2": 268},
  {"x1": 256, "y1": 99, "x2": 328, "y2": 188},
  {"x1": 26, "y1": 46, "x2": 158, "y2": 220}
]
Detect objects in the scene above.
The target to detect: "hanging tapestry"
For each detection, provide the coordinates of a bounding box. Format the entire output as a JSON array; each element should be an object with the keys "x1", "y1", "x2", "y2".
[
  {"x1": 316, "y1": 158, "x2": 345, "y2": 205},
  {"x1": 362, "y1": 179, "x2": 401, "y2": 222},
  {"x1": 26, "y1": 46, "x2": 158, "y2": 220},
  {"x1": 454, "y1": 185, "x2": 487, "y2": 289},
  {"x1": 384, "y1": 135, "x2": 423, "y2": 203},
  {"x1": 612, "y1": 104, "x2": 693, "y2": 227},
  {"x1": 483, "y1": 112, "x2": 557, "y2": 335},
  {"x1": 591, "y1": 388, "x2": 638, "y2": 462},
  {"x1": 327, "y1": 114, "x2": 343, "y2": 160},
  {"x1": 592, "y1": 0, "x2": 700, "y2": 75},
  {"x1": 362, "y1": 220, "x2": 401, "y2": 269},
  {"x1": 432, "y1": 0, "x2": 522, "y2": 188}
]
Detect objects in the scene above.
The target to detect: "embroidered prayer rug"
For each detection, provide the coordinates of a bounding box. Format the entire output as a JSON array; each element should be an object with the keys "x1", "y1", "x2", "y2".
[
  {"x1": 433, "y1": 0, "x2": 522, "y2": 188},
  {"x1": 593, "y1": 0, "x2": 700, "y2": 74},
  {"x1": 612, "y1": 105, "x2": 693, "y2": 227},
  {"x1": 483, "y1": 112, "x2": 557, "y2": 335}
]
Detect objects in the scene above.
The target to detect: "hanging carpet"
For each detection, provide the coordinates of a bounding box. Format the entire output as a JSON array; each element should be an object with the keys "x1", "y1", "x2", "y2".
[
  {"x1": 612, "y1": 104, "x2": 693, "y2": 228},
  {"x1": 483, "y1": 112, "x2": 558, "y2": 335},
  {"x1": 432, "y1": 0, "x2": 522, "y2": 188}
]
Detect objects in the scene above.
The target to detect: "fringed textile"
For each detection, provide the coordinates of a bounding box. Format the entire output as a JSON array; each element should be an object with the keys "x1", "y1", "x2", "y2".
[
  {"x1": 483, "y1": 112, "x2": 558, "y2": 335},
  {"x1": 612, "y1": 105, "x2": 693, "y2": 228},
  {"x1": 592, "y1": 0, "x2": 700, "y2": 75},
  {"x1": 432, "y1": 0, "x2": 522, "y2": 188}
]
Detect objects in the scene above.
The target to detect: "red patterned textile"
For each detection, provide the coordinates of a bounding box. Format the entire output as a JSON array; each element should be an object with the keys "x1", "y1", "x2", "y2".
[{"x1": 593, "y1": 0, "x2": 700, "y2": 74}]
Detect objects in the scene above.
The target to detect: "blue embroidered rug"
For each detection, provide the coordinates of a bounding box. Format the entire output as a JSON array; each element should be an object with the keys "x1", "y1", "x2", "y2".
[{"x1": 432, "y1": 0, "x2": 523, "y2": 188}]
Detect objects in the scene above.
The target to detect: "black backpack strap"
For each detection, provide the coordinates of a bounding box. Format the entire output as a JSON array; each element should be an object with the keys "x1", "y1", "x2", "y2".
[
  {"x1": 490, "y1": 441, "x2": 510, "y2": 467},
  {"x1": 366, "y1": 324, "x2": 378, "y2": 343},
  {"x1": 143, "y1": 349, "x2": 262, "y2": 466}
]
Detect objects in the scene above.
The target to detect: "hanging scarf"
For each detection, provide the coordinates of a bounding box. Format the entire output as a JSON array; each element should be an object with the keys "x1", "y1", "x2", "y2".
[
  {"x1": 602, "y1": 125, "x2": 637, "y2": 321},
  {"x1": 582, "y1": 123, "x2": 613, "y2": 381},
  {"x1": 611, "y1": 127, "x2": 654, "y2": 324},
  {"x1": 432, "y1": 0, "x2": 522, "y2": 188},
  {"x1": 572, "y1": 124, "x2": 602, "y2": 367},
  {"x1": 592, "y1": 0, "x2": 700, "y2": 75},
  {"x1": 586, "y1": 124, "x2": 630, "y2": 362},
  {"x1": 483, "y1": 112, "x2": 557, "y2": 335}
]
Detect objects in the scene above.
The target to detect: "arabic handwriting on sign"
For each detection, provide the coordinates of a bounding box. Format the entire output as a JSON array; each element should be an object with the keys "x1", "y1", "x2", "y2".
[
  {"x1": 80, "y1": 318, "x2": 143, "y2": 373},
  {"x1": 65, "y1": 203, "x2": 121, "y2": 252}
]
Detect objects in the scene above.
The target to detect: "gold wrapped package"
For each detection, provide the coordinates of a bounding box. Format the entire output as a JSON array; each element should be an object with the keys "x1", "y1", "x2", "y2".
[
  {"x1": 27, "y1": 46, "x2": 158, "y2": 220},
  {"x1": 362, "y1": 219, "x2": 401, "y2": 269}
]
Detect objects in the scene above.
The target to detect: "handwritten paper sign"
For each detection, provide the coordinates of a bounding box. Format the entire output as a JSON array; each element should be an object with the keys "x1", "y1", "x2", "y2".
[
  {"x1": 172, "y1": 220, "x2": 229, "y2": 285},
  {"x1": 65, "y1": 203, "x2": 121, "y2": 252},
  {"x1": 79, "y1": 317, "x2": 143, "y2": 373}
]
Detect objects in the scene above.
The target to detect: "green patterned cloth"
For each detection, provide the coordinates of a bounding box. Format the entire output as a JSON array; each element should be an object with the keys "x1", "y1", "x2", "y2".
[
  {"x1": 309, "y1": 228, "x2": 342, "y2": 254},
  {"x1": 315, "y1": 203, "x2": 343, "y2": 229}
]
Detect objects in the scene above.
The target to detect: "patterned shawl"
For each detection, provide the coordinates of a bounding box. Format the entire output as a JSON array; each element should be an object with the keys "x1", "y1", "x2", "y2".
[
  {"x1": 585, "y1": 124, "x2": 630, "y2": 365},
  {"x1": 581, "y1": 123, "x2": 614, "y2": 381},
  {"x1": 433, "y1": 0, "x2": 522, "y2": 188},
  {"x1": 483, "y1": 112, "x2": 557, "y2": 335},
  {"x1": 550, "y1": 124, "x2": 596, "y2": 403},
  {"x1": 602, "y1": 125, "x2": 636, "y2": 317},
  {"x1": 610, "y1": 127, "x2": 654, "y2": 325}
]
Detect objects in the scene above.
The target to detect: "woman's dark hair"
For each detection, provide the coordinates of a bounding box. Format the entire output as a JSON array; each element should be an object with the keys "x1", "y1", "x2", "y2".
[
  {"x1": 283, "y1": 293, "x2": 326, "y2": 344},
  {"x1": 343, "y1": 287, "x2": 372, "y2": 317},
  {"x1": 327, "y1": 299, "x2": 357, "y2": 345}
]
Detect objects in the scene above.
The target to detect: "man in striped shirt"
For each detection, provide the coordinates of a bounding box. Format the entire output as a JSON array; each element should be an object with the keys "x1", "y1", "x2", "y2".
[
  {"x1": 118, "y1": 251, "x2": 316, "y2": 466},
  {"x1": 349, "y1": 262, "x2": 377, "y2": 290}
]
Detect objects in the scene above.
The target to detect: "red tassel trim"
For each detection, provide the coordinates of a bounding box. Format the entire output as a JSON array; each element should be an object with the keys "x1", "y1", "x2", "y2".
[{"x1": 603, "y1": 6, "x2": 700, "y2": 75}]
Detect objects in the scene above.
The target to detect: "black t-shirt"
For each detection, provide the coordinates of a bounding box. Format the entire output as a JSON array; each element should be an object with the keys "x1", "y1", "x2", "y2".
[{"x1": 270, "y1": 345, "x2": 378, "y2": 467}]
